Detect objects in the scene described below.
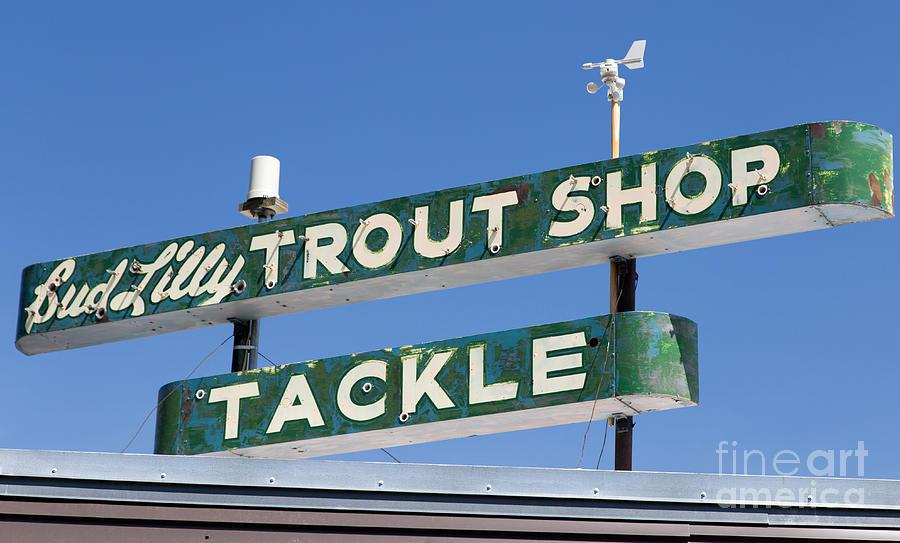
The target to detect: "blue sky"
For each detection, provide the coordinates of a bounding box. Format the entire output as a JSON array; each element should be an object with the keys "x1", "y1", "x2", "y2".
[{"x1": 1, "y1": 1, "x2": 897, "y2": 478}]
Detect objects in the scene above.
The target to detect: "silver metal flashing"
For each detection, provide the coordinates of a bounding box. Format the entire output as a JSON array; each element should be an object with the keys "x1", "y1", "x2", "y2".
[{"x1": 0, "y1": 448, "x2": 898, "y2": 531}]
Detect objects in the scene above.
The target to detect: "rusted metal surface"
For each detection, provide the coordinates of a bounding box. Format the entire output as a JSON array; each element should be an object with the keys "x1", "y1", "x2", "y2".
[
  {"x1": 154, "y1": 311, "x2": 698, "y2": 458},
  {"x1": 17, "y1": 121, "x2": 892, "y2": 355}
]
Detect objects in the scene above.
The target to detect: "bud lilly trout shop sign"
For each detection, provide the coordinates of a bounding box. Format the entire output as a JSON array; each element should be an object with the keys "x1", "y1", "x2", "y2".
[
  {"x1": 155, "y1": 312, "x2": 697, "y2": 457},
  {"x1": 17, "y1": 121, "x2": 893, "y2": 355}
]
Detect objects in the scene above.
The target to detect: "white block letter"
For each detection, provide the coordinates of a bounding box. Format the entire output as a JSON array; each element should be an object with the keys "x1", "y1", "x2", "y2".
[
  {"x1": 337, "y1": 360, "x2": 387, "y2": 422},
  {"x1": 249, "y1": 229, "x2": 297, "y2": 287},
  {"x1": 730, "y1": 145, "x2": 780, "y2": 206},
  {"x1": 468, "y1": 345, "x2": 518, "y2": 404},
  {"x1": 533, "y1": 332, "x2": 586, "y2": 395},
  {"x1": 605, "y1": 163, "x2": 657, "y2": 229},
  {"x1": 402, "y1": 350, "x2": 455, "y2": 414},
  {"x1": 266, "y1": 374, "x2": 325, "y2": 433},
  {"x1": 352, "y1": 213, "x2": 403, "y2": 269},
  {"x1": 664, "y1": 155, "x2": 722, "y2": 214},
  {"x1": 471, "y1": 190, "x2": 519, "y2": 249},
  {"x1": 303, "y1": 223, "x2": 350, "y2": 279},
  {"x1": 208, "y1": 382, "x2": 260, "y2": 440},
  {"x1": 414, "y1": 200, "x2": 464, "y2": 258},
  {"x1": 549, "y1": 176, "x2": 594, "y2": 237}
]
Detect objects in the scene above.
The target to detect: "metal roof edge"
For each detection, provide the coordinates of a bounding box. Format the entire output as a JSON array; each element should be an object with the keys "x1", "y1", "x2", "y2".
[{"x1": 0, "y1": 448, "x2": 895, "y2": 512}]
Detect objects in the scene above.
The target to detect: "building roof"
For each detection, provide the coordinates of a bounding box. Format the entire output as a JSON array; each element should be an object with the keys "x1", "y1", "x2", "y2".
[{"x1": 1, "y1": 448, "x2": 898, "y2": 541}]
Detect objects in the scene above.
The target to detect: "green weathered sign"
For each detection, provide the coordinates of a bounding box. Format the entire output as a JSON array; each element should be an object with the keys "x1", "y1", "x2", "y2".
[
  {"x1": 154, "y1": 311, "x2": 698, "y2": 458},
  {"x1": 18, "y1": 121, "x2": 892, "y2": 355}
]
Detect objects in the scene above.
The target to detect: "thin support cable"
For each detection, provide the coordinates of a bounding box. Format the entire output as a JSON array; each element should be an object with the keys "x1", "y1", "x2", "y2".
[
  {"x1": 595, "y1": 421, "x2": 609, "y2": 469},
  {"x1": 120, "y1": 333, "x2": 234, "y2": 453},
  {"x1": 380, "y1": 448, "x2": 401, "y2": 463},
  {"x1": 576, "y1": 290, "x2": 621, "y2": 468},
  {"x1": 257, "y1": 351, "x2": 279, "y2": 367}
]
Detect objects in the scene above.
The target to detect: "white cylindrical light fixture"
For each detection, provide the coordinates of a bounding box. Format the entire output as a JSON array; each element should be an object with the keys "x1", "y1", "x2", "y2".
[{"x1": 247, "y1": 156, "x2": 281, "y2": 200}]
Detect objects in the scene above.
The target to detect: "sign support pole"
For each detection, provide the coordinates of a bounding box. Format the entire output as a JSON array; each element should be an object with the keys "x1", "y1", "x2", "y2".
[
  {"x1": 610, "y1": 99, "x2": 620, "y2": 159},
  {"x1": 611, "y1": 258, "x2": 636, "y2": 470},
  {"x1": 230, "y1": 320, "x2": 256, "y2": 372},
  {"x1": 582, "y1": 41, "x2": 643, "y2": 471},
  {"x1": 609, "y1": 94, "x2": 636, "y2": 471},
  {"x1": 230, "y1": 212, "x2": 271, "y2": 372}
]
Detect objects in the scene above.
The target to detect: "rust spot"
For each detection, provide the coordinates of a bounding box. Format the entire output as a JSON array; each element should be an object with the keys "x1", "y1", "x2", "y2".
[
  {"x1": 809, "y1": 123, "x2": 827, "y2": 139},
  {"x1": 180, "y1": 387, "x2": 193, "y2": 452},
  {"x1": 489, "y1": 183, "x2": 530, "y2": 206},
  {"x1": 342, "y1": 270, "x2": 350, "y2": 278},
  {"x1": 868, "y1": 172, "x2": 882, "y2": 207}
]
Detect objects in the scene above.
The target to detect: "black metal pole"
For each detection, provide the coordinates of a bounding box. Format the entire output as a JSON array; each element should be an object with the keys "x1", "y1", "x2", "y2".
[
  {"x1": 230, "y1": 318, "x2": 258, "y2": 372},
  {"x1": 231, "y1": 213, "x2": 271, "y2": 372},
  {"x1": 612, "y1": 257, "x2": 637, "y2": 470},
  {"x1": 614, "y1": 416, "x2": 634, "y2": 470},
  {"x1": 614, "y1": 258, "x2": 637, "y2": 313}
]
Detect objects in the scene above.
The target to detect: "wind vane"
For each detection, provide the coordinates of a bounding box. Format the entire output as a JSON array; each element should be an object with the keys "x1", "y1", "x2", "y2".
[{"x1": 582, "y1": 39, "x2": 646, "y2": 159}]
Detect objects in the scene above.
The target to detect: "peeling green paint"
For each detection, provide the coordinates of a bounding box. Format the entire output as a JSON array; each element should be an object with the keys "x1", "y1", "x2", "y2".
[
  {"x1": 17, "y1": 121, "x2": 892, "y2": 355},
  {"x1": 810, "y1": 122, "x2": 894, "y2": 216},
  {"x1": 154, "y1": 311, "x2": 698, "y2": 458}
]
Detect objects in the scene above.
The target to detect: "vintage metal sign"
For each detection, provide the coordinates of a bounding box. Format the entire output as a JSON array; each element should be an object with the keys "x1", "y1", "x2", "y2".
[
  {"x1": 154, "y1": 311, "x2": 698, "y2": 458},
  {"x1": 18, "y1": 121, "x2": 892, "y2": 355}
]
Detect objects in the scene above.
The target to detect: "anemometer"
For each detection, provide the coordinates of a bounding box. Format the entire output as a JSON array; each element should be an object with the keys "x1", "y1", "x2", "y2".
[{"x1": 582, "y1": 40, "x2": 645, "y2": 103}]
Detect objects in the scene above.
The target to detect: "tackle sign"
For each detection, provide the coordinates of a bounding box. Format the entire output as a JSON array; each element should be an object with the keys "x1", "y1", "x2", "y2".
[
  {"x1": 155, "y1": 311, "x2": 698, "y2": 458},
  {"x1": 18, "y1": 121, "x2": 892, "y2": 355}
]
